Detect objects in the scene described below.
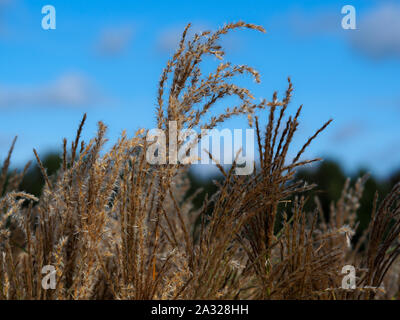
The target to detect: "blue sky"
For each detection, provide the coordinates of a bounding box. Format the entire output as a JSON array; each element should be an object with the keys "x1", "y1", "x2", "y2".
[{"x1": 0, "y1": 0, "x2": 399, "y2": 178}]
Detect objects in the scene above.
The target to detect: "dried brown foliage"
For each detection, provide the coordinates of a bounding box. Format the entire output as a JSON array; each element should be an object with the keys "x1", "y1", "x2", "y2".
[{"x1": 0, "y1": 22, "x2": 399, "y2": 300}]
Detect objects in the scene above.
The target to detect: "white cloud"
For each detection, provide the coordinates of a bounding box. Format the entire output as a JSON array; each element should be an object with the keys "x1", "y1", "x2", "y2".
[
  {"x1": 285, "y1": 9, "x2": 339, "y2": 37},
  {"x1": 331, "y1": 122, "x2": 365, "y2": 143},
  {"x1": 0, "y1": 0, "x2": 14, "y2": 35},
  {"x1": 349, "y1": 3, "x2": 400, "y2": 59},
  {"x1": 0, "y1": 72, "x2": 106, "y2": 108},
  {"x1": 0, "y1": 0, "x2": 13, "y2": 7},
  {"x1": 155, "y1": 23, "x2": 211, "y2": 54},
  {"x1": 156, "y1": 26, "x2": 183, "y2": 53},
  {"x1": 95, "y1": 24, "x2": 135, "y2": 57},
  {"x1": 279, "y1": 2, "x2": 400, "y2": 60}
]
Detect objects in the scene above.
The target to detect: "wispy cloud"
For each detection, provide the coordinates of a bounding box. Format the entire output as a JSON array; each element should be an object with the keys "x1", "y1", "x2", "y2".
[
  {"x1": 155, "y1": 22, "x2": 244, "y2": 57},
  {"x1": 155, "y1": 23, "x2": 210, "y2": 54},
  {"x1": 280, "y1": 2, "x2": 400, "y2": 60},
  {"x1": 284, "y1": 8, "x2": 339, "y2": 37},
  {"x1": 156, "y1": 25, "x2": 192, "y2": 54},
  {"x1": 95, "y1": 24, "x2": 135, "y2": 57},
  {"x1": 349, "y1": 3, "x2": 400, "y2": 60},
  {"x1": 0, "y1": 72, "x2": 106, "y2": 108},
  {"x1": 0, "y1": 0, "x2": 14, "y2": 9},
  {"x1": 0, "y1": 0, "x2": 14, "y2": 36},
  {"x1": 331, "y1": 122, "x2": 365, "y2": 143}
]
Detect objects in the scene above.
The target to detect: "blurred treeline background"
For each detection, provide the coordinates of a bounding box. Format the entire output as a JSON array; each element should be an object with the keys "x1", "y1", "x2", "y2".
[{"x1": 7, "y1": 150, "x2": 400, "y2": 240}]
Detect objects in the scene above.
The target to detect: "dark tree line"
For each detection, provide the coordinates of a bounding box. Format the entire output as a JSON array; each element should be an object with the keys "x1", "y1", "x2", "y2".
[{"x1": 7, "y1": 151, "x2": 400, "y2": 238}]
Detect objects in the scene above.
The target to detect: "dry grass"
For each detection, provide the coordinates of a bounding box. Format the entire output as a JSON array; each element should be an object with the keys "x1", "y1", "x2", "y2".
[{"x1": 1, "y1": 22, "x2": 400, "y2": 300}]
